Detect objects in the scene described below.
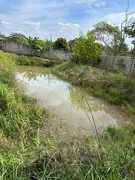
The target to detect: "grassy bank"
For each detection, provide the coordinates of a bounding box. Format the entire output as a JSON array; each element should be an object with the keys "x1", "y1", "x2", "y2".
[
  {"x1": 0, "y1": 52, "x2": 50, "y2": 179},
  {"x1": 16, "y1": 55, "x2": 62, "y2": 67},
  {"x1": 52, "y1": 62, "x2": 135, "y2": 121},
  {"x1": 1, "y1": 52, "x2": 62, "y2": 67},
  {"x1": 0, "y1": 52, "x2": 135, "y2": 179}
]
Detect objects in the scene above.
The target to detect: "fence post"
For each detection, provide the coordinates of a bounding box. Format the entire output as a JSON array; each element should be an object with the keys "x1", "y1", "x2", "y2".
[{"x1": 129, "y1": 54, "x2": 134, "y2": 76}]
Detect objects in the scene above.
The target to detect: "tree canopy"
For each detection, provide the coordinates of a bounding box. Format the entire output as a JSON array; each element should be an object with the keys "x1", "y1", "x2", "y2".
[
  {"x1": 54, "y1": 38, "x2": 69, "y2": 50},
  {"x1": 124, "y1": 21, "x2": 135, "y2": 49},
  {"x1": 93, "y1": 21, "x2": 129, "y2": 53},
  {"x1": 6, "y1": 33, "x2": 29, "y2": 45}
]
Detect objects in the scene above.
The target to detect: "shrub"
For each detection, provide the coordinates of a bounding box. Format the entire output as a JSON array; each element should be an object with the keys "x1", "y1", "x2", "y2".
[{"x1": 73, "y1": 31, "x2": 100, "y2": 64}]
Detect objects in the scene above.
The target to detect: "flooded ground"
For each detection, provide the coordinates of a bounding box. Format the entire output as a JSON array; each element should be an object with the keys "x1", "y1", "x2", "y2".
[{"x1": 16, "y1": 66, "x2": 129, "y2": 137}]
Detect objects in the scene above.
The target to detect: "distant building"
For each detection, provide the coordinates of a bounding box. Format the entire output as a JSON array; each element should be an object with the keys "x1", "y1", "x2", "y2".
[{"x1": 0, "y1": 34, "x2": 4, "y2": 49}]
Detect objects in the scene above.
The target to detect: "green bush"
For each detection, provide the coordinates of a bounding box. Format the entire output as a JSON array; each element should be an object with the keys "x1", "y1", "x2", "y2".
[{"x1": 73, "y1": 31, "x2": 100, "y2": 64}]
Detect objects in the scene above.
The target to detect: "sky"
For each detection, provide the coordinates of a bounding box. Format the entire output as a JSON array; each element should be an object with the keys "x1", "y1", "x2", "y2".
[{"x1": 0, "y1": 0, "x2": 135, "y2": 42}]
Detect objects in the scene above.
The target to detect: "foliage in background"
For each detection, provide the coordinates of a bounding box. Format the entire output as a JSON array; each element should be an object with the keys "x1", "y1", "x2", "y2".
[
  {"x1": 5, "y1": 33, "x2": 29, "y2": 45},
  {"x1": 73, "y1": 31, "x2": 100, "y2": 64},
  {"x1": 28, "y1": 37, "x2": 53, "y2": 51},
  {"x1": 93, "y1": 21, "x2": 129, "y2": 54},
  {"x1": 124, "y1": 21, "x2": 135, "y2": 50},
  {"x1": 5, "y1": 33, "x2": 53, "y2": 51},
  {"x1": 95, "y1": 42, "x2": 105, "y2": 55},
  {"x1": 54, "y1": 37, "x2": 69, "y2": 50},
  {"x1": 68, "y1": 38, "x2": 78, "y2": 50}
]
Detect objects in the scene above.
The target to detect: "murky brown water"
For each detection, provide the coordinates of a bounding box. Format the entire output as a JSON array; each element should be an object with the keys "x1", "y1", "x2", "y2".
[{"x1": 16, "y1": 66, "x2": 129, "y2": 136}]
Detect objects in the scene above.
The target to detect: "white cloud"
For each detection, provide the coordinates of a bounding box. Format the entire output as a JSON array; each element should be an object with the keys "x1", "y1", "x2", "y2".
[
  {"x1": 1, "y1": 20, "x2": 12, "y2": 26},
  {"x1": 105, "y1": 12, "x2": 135, "y2": 25},
  {"x1": 24, "y1": 21, "x2": 40, "y2": 26},
  {"x1": 57, "y1": 22, "x2": 82, "y2": 39},
  {"x1": 74, "y1": 0, "x2": 106, "y2": 8},
  {"x1": 24, "y1": 21, "x2": 40, "y2": 30},
  {"x1": 58, "y1": 22, "x2": 81, "y2": 29},
  {"x1": 74, "y1": 0, "x2": 96, "y2": 3},
  {"x1": 93, "y1": 1, "x2": 106, "y2": 7},
  {"x1": 59, "y1": 30, "x2": 64, "y2": 33},
  {"x1": 15, "y1": 30, "x2": 25, "y2": 34}
]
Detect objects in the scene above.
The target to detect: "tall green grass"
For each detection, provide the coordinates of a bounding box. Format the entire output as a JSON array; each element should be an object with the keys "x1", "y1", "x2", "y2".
[
  {"x1": 0, "y1": 52, "x2": 50, "y2": 179},
  {"x1": 16, "y1": 55, "x2": 62, "y2": 67},
  {"x1": 52, "y1": 62, "x2": 135, "y2": 121}
]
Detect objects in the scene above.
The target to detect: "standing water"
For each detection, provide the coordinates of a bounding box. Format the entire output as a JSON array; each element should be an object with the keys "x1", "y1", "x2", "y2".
[{"x1": 16, "y1": 66, "x2": 128, "y2": 136}]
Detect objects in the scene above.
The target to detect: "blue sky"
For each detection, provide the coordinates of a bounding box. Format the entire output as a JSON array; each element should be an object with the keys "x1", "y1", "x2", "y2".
[{"x1": 0, "y1": 0, "x2": 135, "y2": 41}]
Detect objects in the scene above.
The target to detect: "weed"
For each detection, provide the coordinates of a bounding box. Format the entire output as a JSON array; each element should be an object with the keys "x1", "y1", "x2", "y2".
[
  {"x1": 16, "y1": 55, "x2": 62, "y2": 67},
  {"x1": 52, "y1": 61, "x2": 135, "y2": 121}
]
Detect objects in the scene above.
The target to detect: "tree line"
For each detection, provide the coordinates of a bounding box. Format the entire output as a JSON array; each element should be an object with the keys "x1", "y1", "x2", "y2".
[{"x1": 3, "y1": 19, "x2": 135, "y2": 64}]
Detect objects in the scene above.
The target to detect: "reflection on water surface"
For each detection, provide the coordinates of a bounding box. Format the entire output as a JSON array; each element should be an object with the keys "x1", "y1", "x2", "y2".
[{"x1": 16, "y1": 66, "x2": 128, "y2": 135}]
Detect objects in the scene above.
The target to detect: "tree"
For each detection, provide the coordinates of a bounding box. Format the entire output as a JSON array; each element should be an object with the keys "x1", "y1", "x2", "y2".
[
  {"x1": 92, "y1": 21, "x2": 128, "y2": 54},
  {"x1": 7, "y1": 33, "x2": 28, "y2": 45},
  {"x1": 95, "y1": 42, "x2": 105, "y2": 55},
  {"x1": 54, "y1": 38, "x2": 69, "y2": 50},
  {"x1": 28, "y1": 36, "x2": 33, "y2": 47},
  {"x1": 124, "y1": 21, "x2": 135, "y2": 50},
  {"x1": 44, "y1": 39, "x2": 53, "y2": 51},
  {"x1": 124, "y1": 21, "x2": 135, "y2": 37},
  {"x1": 73, "y1": 31, "x2": 99, "y2": 64}
]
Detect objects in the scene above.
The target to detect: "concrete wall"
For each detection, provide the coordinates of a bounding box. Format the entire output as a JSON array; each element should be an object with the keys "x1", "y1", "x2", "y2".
[
  {"x1": 2, "y1": 40, "x2": 135, "y2": 75},
  {"x1": 99, "y1": 55, "x2": 135, "y2": 75},
  {"x1": 0, "y1": 39, "x2": 2, "y2": 49},
  {"x1": 2, "y1": 40, "x2": 73, "y2": 61},
  {"x1": 2, "y1": 40, "x2": 35, "y2": 56},
  {"x1": 41, "y1": 49, "x2": 72, "y2": 61}
]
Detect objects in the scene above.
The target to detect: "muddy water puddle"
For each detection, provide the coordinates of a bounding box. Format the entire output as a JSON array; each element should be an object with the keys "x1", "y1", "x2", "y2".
[{"x1": 16, "y1": 66, "x2": 129, "y2": 137}]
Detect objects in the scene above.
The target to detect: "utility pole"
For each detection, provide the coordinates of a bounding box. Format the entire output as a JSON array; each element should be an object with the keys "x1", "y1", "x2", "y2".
[{"x1": 50, "y1": 34, "x2": 52, "y2": 58}]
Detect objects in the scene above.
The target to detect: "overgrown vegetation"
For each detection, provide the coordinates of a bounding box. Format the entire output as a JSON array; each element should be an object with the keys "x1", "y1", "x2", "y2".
[
  {"x1": 16, "y1": 55, "x2": 62, "y2": 67},
  {"x1": 0, "y1": 52, "x2": 50, "y2": 179},
  {"x1": 73, "y1": 31, "x2": 100, "y2": 64},
  {"x1": 52, "y1": 62, "x2": 135, "y2": 120},
  {"x1": 0, "y1": 52, "x2": 135, "y2": 179},
  {"x1": 22, "y1": 124, "x2": 135, "y2": 179},
  {"x1": 0, "y1": 52, "x2": 61, "y2": 67}
]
